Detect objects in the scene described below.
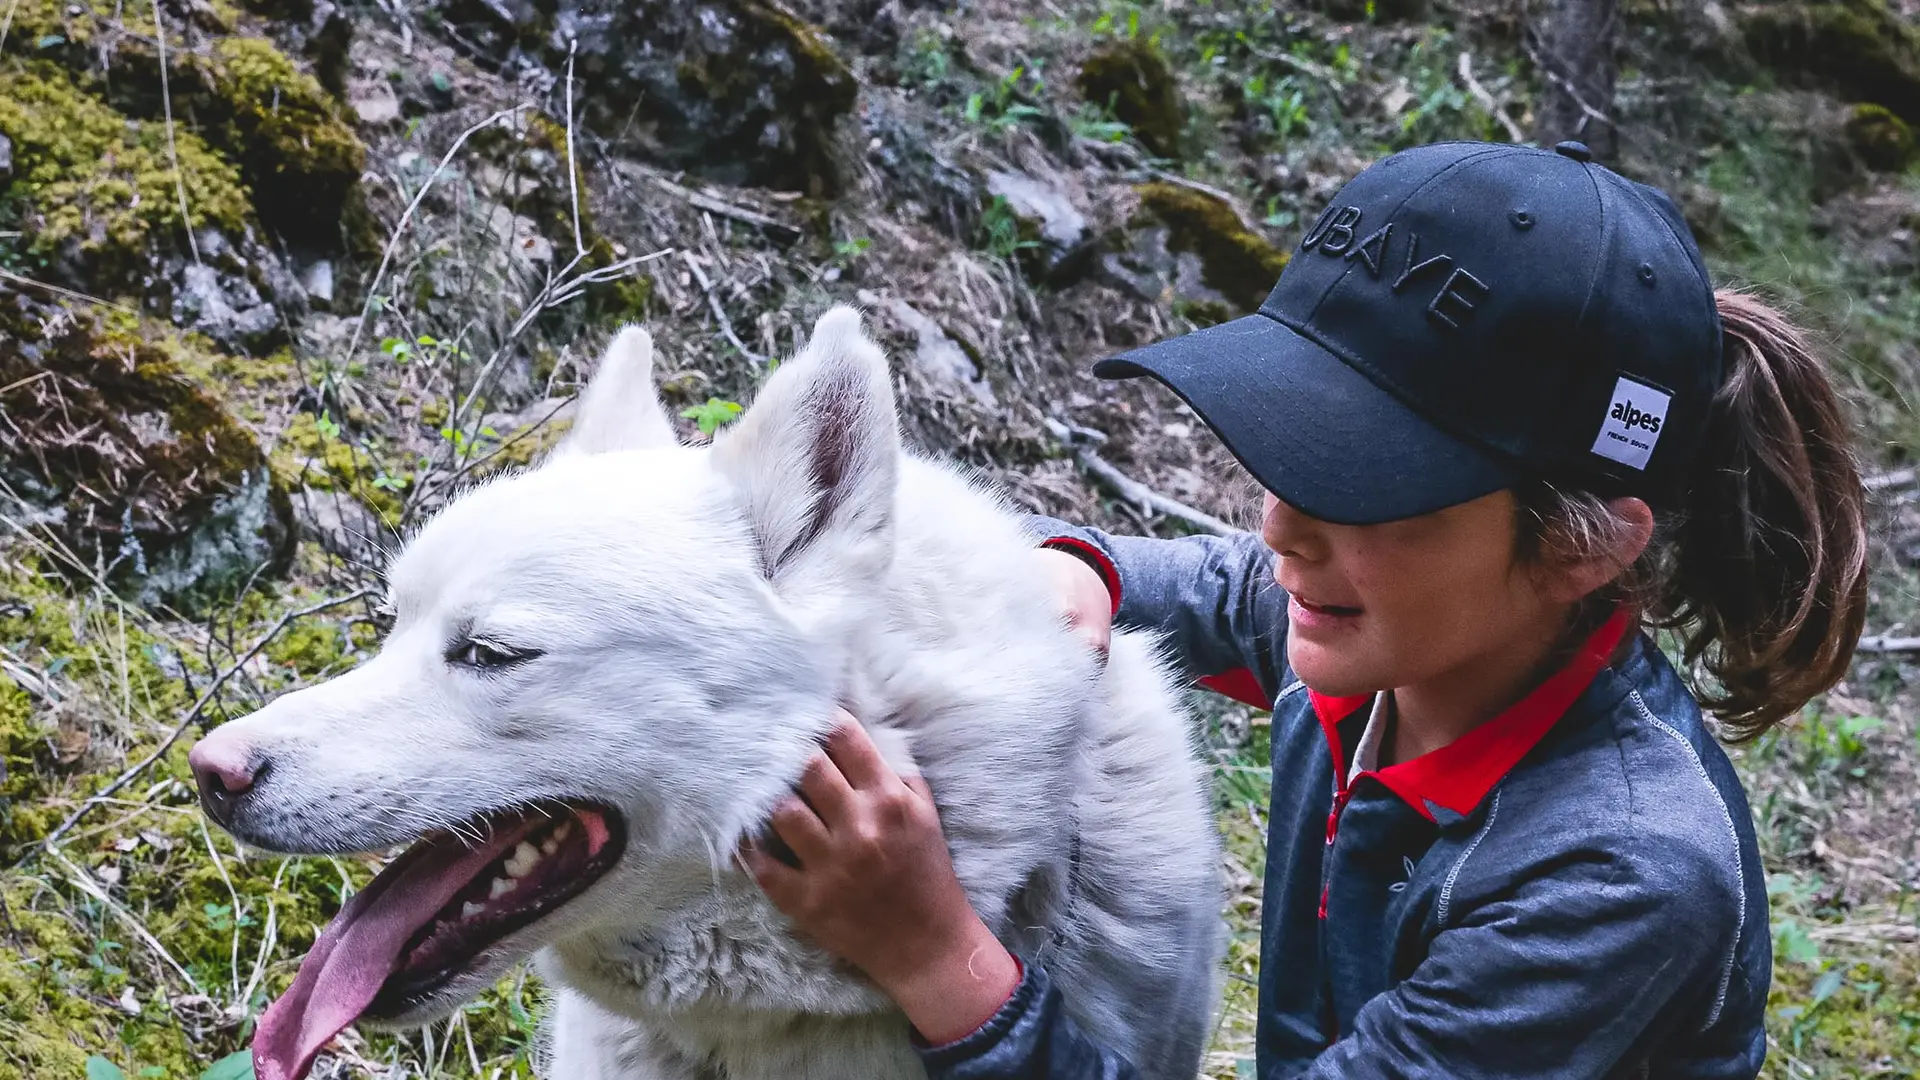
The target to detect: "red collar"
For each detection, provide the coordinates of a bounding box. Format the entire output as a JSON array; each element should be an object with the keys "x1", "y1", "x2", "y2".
[{"x1": 1308, "y1": 607, "x2": 1632, "y2": 822}]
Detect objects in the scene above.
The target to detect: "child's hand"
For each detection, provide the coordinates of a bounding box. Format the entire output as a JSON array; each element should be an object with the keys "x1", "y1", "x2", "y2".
[
  {"x1": 1037, "y1": 547, "x2": 1114, "y2": 658},
  {"x1": 740, "y1": 714, "x2": 1021, "y2": 1045}
]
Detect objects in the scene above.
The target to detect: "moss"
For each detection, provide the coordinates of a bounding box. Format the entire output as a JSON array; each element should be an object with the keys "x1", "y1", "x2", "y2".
[
  {"x1": 0, "y1": 297, "x2": 295, "y2": 611},
  {"x1": 273, "y1": 412, "x2": 408, "y2": 526},
  {"x1": 1767, "y1": 952, "x2": 1920, "y2": 1074},
  {"x1": 0, "y1": 674, "x2": 53, "y2": 859},
  {"x1": 1742, "y1": 0, "x2": 1920, "y2": 124},
  {"x1": 1844, "y1": 102, "x2": 1917, "y2": 171},
  {"x1": 1075, "y1": 40, "x2": 1186, "y2": 159},
  {"x1": 187, "y1": 36, "x2": 366, "y2": 248},
  {"x1": 263, "y1": 618, "x2": 351, "y2": 677},
  {"x1": 0, "y1": 65, "x2": 250, "y2": 285},
  {"x1": 1135, "y1": 182, "x2": 1291, "y2": 313}
]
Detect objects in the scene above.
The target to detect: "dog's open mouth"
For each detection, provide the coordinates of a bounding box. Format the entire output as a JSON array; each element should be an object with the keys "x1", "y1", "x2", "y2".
[{"x1": 252, "y1": 800, "x2": 626, "y2": 1080}]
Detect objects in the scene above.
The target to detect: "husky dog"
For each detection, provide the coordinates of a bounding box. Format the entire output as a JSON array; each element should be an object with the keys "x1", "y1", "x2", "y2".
[{"x1": 187, "y1": 307, "x2": 1224, "y2": 1080}]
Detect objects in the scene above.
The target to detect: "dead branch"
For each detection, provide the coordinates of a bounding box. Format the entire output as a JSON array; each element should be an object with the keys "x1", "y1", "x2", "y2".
[
  {"x1": 24, "y1": 588, "x2": 376, "y2": 865},
  {"x1": 646, "y1": 171, "x2": 804, "y2": 245},
  {"x1": 0, "y1": 267, "x2": 138, "y2": 314},
  {"x1": 1457, "y1": 52, "x2": 1527, "y2": 143},
  {"x1": 1044, "y1": 419, "x2": 1236, "y2": 536},
  {"x1": 1865, "y1": 468, "x2": 1915, "y2": 494},
  {"x1": 1857, "y1": 634, "x2": 1920, "y2": 655},
  {"x1": 683, "y1": 249, "x2": 769, "y2": 366}
]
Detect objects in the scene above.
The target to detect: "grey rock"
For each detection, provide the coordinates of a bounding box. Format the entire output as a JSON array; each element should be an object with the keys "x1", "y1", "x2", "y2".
[
  {"x1": 299, "y1": 258, "x2": 336, "y2": 308},
  {"x1": 0, "y1": 133, "x2": 12, "y2": 180},
  {"x1": 173, "y1": 264, "x2": 282, "y2": 353},
  {"x1": 882, "y1": 298, "x2": 997, "y2": 409},
  {"x1": 138, "y1": 468, "x2": 294, "y2": 610},
  {"x1": 986, "y1": 168, "x2": 1097, "y2": 282},
  {"x1": 290, "y1": 484, "x2": 386, "y2": 566}
]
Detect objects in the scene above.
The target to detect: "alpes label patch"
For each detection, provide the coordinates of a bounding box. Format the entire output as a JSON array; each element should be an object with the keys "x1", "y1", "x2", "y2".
[{"x1": 1590, "y1": 375, "x2": 1671, "y2": 471}]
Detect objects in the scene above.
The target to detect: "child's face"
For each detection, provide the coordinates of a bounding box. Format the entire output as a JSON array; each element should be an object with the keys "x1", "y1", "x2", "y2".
[{"x1": 1261, "y1": 489, "x2": 1570, "y2": 699}]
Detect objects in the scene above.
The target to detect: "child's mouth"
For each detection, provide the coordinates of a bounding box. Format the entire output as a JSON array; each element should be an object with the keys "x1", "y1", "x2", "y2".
[{"x1": 1290, "y1": 595, "x2": 1363, "y2": 627}]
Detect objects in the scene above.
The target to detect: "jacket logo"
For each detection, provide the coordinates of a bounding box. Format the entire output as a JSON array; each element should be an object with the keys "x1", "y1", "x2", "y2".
[
  {"x1": 1388, "y1": 855, "x2": 1415, "y2": 893},
  {"x1": 1590, "y1": 376, "x2": 1672, "y2": 472},
  {"x1": 1299, "y1": 205, "x2": 1490, "y2": 331}
]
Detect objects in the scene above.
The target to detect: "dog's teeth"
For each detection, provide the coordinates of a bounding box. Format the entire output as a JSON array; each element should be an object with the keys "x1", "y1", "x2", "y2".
[
  {"x1": 489, "y1": 876, "x2": 513, "y2": 899},
  {"x1": 461, "y1": 901, "x2": 486, "y2": 920},
  {"x1": 505, "y1": 841, "x2": 539, "y2": 878},
  {"x1": 554, "y1": 822, "x2": 573, "y2": 842},
  {"x1": 541, "y1": 837, "x2": 559, "y2": 856}
]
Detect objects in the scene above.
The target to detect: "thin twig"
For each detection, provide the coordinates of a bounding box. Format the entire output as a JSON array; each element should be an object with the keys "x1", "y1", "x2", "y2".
[
  {"x1": 344, "y1": 106, "x2": 531, "y2": 365},
  {"x1": 1043, "y1": 419, "x2": 1236, "y2": 536},
  {"x1": 48, "y1": 849, "x2": 203, "y2": 993},
  {"x1": 1248, "y1": 43, "x2": 1344, "y2": 88},
  {"x1": 152, "y1": 0, "x2": 201, "y2": 264},
  {"x1": 1457, "y1": 52, "x2": 1527, "y2": 143},
  {"x1": 682, "y1": 250, "x2": 768, "y2": 366},
  {"x1": 564, "y1": 40, "x2": 586, "y2": 261},
  {"x1": 0, "y1": 267, "x2": 139, "y2": 314},
  {"x1": 25, "y1": 589, "x2": 375, "y2": 864},
  {"x1": 0, "y1": 370, "x2": 51, "y2": 396}
]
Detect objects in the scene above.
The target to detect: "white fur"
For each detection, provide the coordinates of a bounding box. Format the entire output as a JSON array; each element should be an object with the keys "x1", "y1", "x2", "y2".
[{"x1": 197, "y1": 307, "x2": 1225, "y2": 1079}]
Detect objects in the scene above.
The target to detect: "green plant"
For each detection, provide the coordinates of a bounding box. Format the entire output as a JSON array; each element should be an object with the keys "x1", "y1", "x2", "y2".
[
  {"x1": 1242, "y1": 73, "x2": 1311, "y2": 140},
  {"x1": 962, "y1": 65, "x2": 1049, "y2": 134},
  {"x1": 831, "y1": 236, "x2": 871, "y2": 267},
  {"x1": 681, "y1": 398, "x2": 743, "y2": 436},
  {"x1": 976, "y1": 196, "x2": 1039, "y2": 261}
]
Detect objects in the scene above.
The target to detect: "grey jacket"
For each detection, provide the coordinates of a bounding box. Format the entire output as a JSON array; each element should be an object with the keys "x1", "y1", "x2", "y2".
[{"x1": 915, "y1": 520, "x2": 1770, "y2": 1079}]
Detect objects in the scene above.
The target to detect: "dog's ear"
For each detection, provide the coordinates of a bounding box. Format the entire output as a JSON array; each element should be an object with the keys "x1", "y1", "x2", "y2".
[
  {"x1": 551, "y1": 325, "x2": 679, "y2": 458},
  {"x1": 711, "y1": 305, "x2": 898, "y2": 594}
]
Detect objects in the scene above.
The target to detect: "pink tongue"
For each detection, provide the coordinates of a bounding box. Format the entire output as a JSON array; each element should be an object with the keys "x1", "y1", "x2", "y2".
[{"x1": 252, "y1": 833, "x2": 518, "y2": 1080}]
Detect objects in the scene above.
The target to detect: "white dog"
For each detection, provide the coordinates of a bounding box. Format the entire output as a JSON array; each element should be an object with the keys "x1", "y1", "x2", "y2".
[{"x1": 187, "y1": 306, "x2": 1225, "y2": 1080}]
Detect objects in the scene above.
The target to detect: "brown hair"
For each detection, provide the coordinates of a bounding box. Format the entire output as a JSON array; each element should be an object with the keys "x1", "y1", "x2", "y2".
[{"x1": 1516, "y1": 289, "x2": 1871, "y2": 741}]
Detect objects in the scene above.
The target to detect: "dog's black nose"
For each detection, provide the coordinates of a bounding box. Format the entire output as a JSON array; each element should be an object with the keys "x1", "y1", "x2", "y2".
[{"x1": 188, "y1": 736, "x2": 260, "y2": 828}]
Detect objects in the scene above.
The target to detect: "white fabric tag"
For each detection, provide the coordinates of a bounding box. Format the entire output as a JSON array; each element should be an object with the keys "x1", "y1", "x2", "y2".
[{"x1": 1589, "y1": 375, "x2": 1672, "y2": 471}]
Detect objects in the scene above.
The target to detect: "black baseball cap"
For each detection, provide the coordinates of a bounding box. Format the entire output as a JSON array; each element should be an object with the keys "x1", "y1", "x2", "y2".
[{"x1": 1095, "y1": 140, "x2": 1725, "y2": 525}]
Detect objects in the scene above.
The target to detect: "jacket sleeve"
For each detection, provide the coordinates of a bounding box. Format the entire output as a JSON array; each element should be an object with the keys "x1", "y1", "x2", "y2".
[
  {"x1": 1025, "y1": 515, "x2": 1286, "y2": 693},
  {"x1": 916, "y1": 959, "x2": 1142, "y2": 1080},
  {"x1": 1291, "y1": 836, "x2": 1747, "y2": 1079}
]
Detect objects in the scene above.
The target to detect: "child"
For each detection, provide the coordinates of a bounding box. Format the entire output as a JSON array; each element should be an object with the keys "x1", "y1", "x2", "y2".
[{"x1": 739, "y1": 139, "x2": 1870, "y2": 1077}]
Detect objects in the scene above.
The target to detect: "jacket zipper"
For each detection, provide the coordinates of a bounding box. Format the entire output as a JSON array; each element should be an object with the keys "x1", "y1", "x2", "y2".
[{"x1": 1318, "y1": 783, "x2": 1356, "y2": 919}]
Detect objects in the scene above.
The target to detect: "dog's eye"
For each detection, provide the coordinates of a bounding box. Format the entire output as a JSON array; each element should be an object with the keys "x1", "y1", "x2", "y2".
[{"x1": 447, "y1": 639, "x2": 536, "y2": 670}]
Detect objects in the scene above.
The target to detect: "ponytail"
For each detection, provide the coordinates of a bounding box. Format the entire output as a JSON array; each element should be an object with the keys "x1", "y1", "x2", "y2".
[{"x1": 1517, "y1": 289, "x2": 1870, "y2": 740}]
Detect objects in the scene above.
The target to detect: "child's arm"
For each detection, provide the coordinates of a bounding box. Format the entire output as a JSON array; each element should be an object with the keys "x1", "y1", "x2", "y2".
[
  {"x1": 741, "y1": 718, "x2": 1145, "y2": 1080},
  {"x1": 1027, "y1": 515, "x2": 1285, "y2": 697}
]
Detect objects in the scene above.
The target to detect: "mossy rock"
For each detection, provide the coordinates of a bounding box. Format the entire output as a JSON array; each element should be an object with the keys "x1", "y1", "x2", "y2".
[
  {"x1": 0, "y1": 2, "x2": 366, "y2": 251},
  {"x1": 0, "y1": 292, "x2": 295, "y2": 612},
  {"x1": 1741, "y1": 0, "x2": 1920, "y2": 124},
  {"x1": 0, "y1": 64, "x2": 251, "y2": 289},
  {"x1": 1075, "y1": 40, "x2": 1185, "y2": 159},
  {"x1": 1134, "y1": 183, "x2": 1290, "y2": 313},
  {"x1": 179, "y1": 37, "x2": 366, "y2": 248},
  {"x1": 506, "y1": 0, "x2": 858, "y2": 195},
  {"x1": 1845, "y1": 102, "x2": 1917, "y2": 171}
]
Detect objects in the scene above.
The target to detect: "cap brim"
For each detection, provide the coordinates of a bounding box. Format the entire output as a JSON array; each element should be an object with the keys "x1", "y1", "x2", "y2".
[{"x1": 1093, "y1": 313, "x2": 1519, "y2": 526}]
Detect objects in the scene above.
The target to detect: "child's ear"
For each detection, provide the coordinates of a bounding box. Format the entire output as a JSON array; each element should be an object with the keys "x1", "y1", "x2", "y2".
[{"x1": 1542, "y1": 496, "x2": 1655, "y2": 603}]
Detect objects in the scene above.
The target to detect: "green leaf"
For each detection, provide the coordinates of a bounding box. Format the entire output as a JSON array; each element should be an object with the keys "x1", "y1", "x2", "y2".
[
  {"x1": 315, "y1": 411, "x2": 342, "y2": 440},
  {"x1": 85, "y1": 1057, "x2": 127, "y2": 1080},
  {"x1": 1808, "y1": 968, "x2": 1844, "y2": 1009},
  {"x1": 140, "y1": 1069, "x2": 169, "y2": 1079},
  {"x1": 679, "y1": 398, "x2": 743, "y2": 436},
  {"x1": 200, "y1": 1051, "x2": 256, "y2": 1080}
]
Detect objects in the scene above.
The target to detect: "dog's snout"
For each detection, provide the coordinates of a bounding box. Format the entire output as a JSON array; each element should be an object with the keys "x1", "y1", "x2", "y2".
[{"x1": 188, "y1": 734, "x2": 261, "y2": 828}]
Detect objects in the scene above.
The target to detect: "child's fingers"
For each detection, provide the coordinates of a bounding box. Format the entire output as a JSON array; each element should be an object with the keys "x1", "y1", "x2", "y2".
[
  {"x1": 767, "y1": 793, "x2": 832, "y2": 863},
  {"x1": 821, "y1": 716, "x2": 896, "y2": 791},
  {"x1": 797, "y1": 749, "x2": 857, "y2": 826},
  {"x1": 738, "y1": 839, "x2": 803, "y2": 903}
]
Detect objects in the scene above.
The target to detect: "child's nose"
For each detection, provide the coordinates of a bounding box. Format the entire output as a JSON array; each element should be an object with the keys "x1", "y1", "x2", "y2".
[{"x1": 1261, "y1": 492, "x2": 1324, "y2": 559}]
